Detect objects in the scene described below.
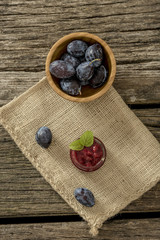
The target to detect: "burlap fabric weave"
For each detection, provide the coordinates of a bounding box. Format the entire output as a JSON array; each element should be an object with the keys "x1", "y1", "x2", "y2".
[{"x1": 0, "y1": 76, "x2": 160, "y2": 236}]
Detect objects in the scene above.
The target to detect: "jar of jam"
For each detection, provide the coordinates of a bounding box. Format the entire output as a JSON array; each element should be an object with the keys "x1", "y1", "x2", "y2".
[{"x1": 70, "y1": 137, "x2": 106, "y2": 172}]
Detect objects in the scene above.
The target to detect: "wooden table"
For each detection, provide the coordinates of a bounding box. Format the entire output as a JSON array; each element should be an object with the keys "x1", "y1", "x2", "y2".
[{"x1": 0, "y1": 0, "x2": 160, "y2": 239}]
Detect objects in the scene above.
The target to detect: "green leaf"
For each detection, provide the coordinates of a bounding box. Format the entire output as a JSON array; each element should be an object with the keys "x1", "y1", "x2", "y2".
[
  {"x1": 80, "y1": 130, "x2": 94, "y2": 147},
  {"x1": 69, "y1": 139, "x2": 84, "y2": 151}
]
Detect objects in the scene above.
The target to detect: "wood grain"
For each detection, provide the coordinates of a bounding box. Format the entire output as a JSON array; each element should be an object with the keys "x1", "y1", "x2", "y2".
[
  {"x1": 0, "y1": 0, "x2": 159, "y2": 237},
  {"x1": 0, "y1": 219, "x2": 160, "y2": 239},
  {"x1": 0, "y1": 71, "x2": 160, "y2": 107},
  {"x1": 0, "y1": 0, "x2": 160, "y2": 104},
  {"x1": 0, "y1": 108, "x2": 159, "y2": 217}
]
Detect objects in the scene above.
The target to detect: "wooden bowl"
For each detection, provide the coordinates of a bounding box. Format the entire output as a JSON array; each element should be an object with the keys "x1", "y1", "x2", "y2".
[{"x1": 45, "y1": 32, "x2": 116, "y2": 102}]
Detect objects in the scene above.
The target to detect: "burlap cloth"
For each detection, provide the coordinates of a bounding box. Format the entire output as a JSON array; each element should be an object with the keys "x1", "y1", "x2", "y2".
[{"x1": 0, "y1": 76, "x2": 160, "y2": 236}]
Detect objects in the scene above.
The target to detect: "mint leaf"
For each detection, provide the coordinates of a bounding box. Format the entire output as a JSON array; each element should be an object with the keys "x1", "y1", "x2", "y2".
[
  {"x1": 69, "y1": 139, "x2": 84, "y2": 151},
  {"x1": 80, "y1": 131, "x2": 94, "y2": 147}
]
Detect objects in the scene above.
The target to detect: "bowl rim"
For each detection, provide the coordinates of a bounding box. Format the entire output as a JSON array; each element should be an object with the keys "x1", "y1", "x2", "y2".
[{"x1": 45, "y1": 32, "x2": 116, "y2": 102}]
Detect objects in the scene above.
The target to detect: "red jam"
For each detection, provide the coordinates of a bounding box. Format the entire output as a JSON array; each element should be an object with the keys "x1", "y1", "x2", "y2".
[{"x1": 70, "y1": 137, "x2": 106, "y2": 172}]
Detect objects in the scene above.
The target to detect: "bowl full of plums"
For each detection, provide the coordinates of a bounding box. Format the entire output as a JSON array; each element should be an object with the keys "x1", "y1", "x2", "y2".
[{"x1": 46, "y1": 32, "x2": 116, "y2": 102}]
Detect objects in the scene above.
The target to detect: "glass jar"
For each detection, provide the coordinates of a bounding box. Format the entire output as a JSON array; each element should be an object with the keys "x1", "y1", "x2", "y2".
[{"x1": 70, "y1": 137, "x2": 106, "y2": 172}]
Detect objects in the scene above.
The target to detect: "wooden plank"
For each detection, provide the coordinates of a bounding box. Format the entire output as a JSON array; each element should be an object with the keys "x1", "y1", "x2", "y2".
[
  {"x1": 0, "y1": 72, "x2": 44, "y2": 107},
  {"x1": 0, "y1": 0, "x2": 160, "y2": 103},
  {"x1": 0, "y1": 0, "x2": 160, "y2": 224},
  {"x1": 0, "y1": 70, "x2": 160, "y2": 108},
  {"x1": 0, "y1": 219, "x2": 160, "y2": 239},
  {"x1": 0, "y1": 108, "x2": 159, "y2": 217}
]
